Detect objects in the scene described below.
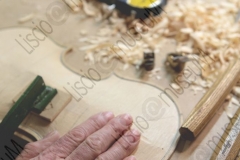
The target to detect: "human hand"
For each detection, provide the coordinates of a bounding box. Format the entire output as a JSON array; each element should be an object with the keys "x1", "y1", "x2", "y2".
[{"x1": 17, "y1": 112, "x2": 141, "y2": 160}]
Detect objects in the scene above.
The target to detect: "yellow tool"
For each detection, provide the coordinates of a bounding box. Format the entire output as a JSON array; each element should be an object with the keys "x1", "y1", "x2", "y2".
[{"x1": 98, "y1": 0, "x2": 167, "y2": 18}]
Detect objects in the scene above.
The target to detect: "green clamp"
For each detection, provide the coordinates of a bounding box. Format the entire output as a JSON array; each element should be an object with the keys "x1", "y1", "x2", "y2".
[{"x1": 0, "y1": 76, "x2": 57, "y2": 153}]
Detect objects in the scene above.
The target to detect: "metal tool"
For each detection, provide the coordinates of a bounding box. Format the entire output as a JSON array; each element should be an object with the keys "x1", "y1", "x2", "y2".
[
  {"x1": 0, "y1": 76, "x2": 57, "y2": 158},
  {"x1": 99, "y1": 0, "x2": 168, "y2": 18},
  {"x1": 143, "y1": 51, "x2": 155, "y2": 71},
  {"x1": 165, "y1": 53, "x2": 191, "y2": 73}
]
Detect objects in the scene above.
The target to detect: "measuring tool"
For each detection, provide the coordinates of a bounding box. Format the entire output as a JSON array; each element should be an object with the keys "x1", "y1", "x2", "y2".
[
  {"x1": 99, "y1": 0, "x2": 168, "y2": 18},
  {"x1": 165, "y1": 53, "x2": 191, "y2": 73}
]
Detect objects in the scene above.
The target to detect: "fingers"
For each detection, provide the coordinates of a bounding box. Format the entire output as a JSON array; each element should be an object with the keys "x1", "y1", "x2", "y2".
[
  {"x1": 66, "y1": 114, "x2": 133, "y2": 160},
  {"x1": 35, "y1": 112, "x2": 114, "y2": 159},
  {"x1": 96, "y1": 129, "x2": 141, "y2": 160},
  {"x1": 25, "y1": 112, "x2": 140, "y2": 160},
  {"x1": 123, "y1": 155, "x2": 137, "y2": 160},
  {"x1": 16, "y1": 130, "x2": 60, "y2": 160}
]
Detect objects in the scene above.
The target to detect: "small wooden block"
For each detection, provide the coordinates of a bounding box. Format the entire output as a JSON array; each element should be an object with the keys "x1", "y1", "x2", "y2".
[
  {"x1": 13, "y1": 77, "x2": 72, "y2": 122},
  {"x1": 36, "y1": 90, "x2": 71, "y2": 122}
]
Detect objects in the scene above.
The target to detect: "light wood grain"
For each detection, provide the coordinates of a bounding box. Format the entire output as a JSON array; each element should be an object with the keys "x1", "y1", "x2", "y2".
[{"x1": 0, "y1": 28, "x2": 180, "y2": 160}]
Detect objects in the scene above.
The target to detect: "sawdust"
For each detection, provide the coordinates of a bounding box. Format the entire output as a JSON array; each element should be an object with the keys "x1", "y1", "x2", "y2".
[{"x1": 65, "y1": 0, "x2": 240, "y2": 99}]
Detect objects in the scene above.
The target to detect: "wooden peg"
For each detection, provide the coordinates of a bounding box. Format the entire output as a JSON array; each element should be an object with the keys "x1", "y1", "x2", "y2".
[{"x1": 180, "y1": 59, "x2": 240, "y2": 141}]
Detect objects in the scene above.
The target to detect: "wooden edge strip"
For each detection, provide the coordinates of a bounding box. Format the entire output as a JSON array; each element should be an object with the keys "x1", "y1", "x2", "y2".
[{"x1": 180, "y1": 59, "x2": 240, "y2": 141}]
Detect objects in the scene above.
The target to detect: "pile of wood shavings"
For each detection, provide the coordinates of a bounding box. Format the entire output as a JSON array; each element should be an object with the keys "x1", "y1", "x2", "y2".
[
  {"x1": 67, "y1": 0, "x2": 240, "y2": 97},
  {"x1": 65, "y1": 0, "x2": 166, "y2": 66},
  {"x1": 164, "y1": 0, "x2": 240, "y2": 105},
  {"x1": 132, "y1": 0, "x2": 240, "y2": 97},
  {"x1": 158, "y1": 0, "x2": 240, "y2": 80},
  {"x1": 70, "y1": 0, "x2": 240, "y2": 74}
]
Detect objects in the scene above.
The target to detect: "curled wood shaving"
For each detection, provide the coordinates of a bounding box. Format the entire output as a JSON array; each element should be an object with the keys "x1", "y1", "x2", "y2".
[
  {"x1": 232, "y1": 86, "x2": 240, "y2": 98},
  {"x1": 122, "y1": 63, "x2": 129, "y2": 70},
  {"x1": 191, "y1": 85, "x2": 205, "y2": 95},
  {"x1": 171, "y1": 83, "x2": 181, "y2": 90},
  {"x1": 146, "y1": 68, "x2": 162, "y2": 80},
  {"x1": 18, "y1": 13, "x2": 35, "y2": 23},
  {"x1": 231, "y1": 96, "x2": 240, "y2": 106},
  {"x1": 155, "y1": 76, "x2": 161, "y2": 80},
  {"x1": 224, "y1": 97, "x2": 239, "y2": 118},
  {"x1": 82, "y1": 0, "x2": 98, "y2": 16},
  {"x1": 65, "y1": 0, "x2": 81, "y2": 12},
  {"x1": 80, "y1": 30, "x2": 87, "y2": 36}
]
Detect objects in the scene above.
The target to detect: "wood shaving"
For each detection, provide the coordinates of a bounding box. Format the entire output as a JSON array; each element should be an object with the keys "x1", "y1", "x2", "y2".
[
  {"x1": 82, "y1": 0, "x2": 98, "y2": 16},
  {"x1": 148, "y1": 74, "x2": 154, "y2": 78},
  {"x1": 64, "y1": 0, "x2": 81, "y2": 12},
  {"x1": 163, "y1": 1, "x2": 240, "y2": 79},
  {"x1": 156, "y1": 75, "x2": 162, "y2": 80},
  {"x1": 146, "y1": 68, "x2": 162, "y2": 80},
  {"x1": 232, "y1": 86, "x2": 240, "y2": 98},
  {"x1": 80, "y1": 30, "x2": 87, "y2": 36},
  {"x1": 122, "y1": 63, "x2": 129, "y2": 70},
  {"x1": 190, "y1": 78, "x2": 212, "y2": 90},
  {"x1": 79, "y1": 44, "x2": 98, "y2": 51},
  {"x1": 224, "y1": 96, "x2": 240, "y2": 118},
  {"x1": 191, "y1": 85, "x2": 204, "y2": 95},
  {"x1": 176, "y1": 46, "x2": 193, "y2": 54},
  {"x1": 171, "y1": 83, "x2": 181, "y2": 90},
  {"x1": 85, "y1": 53, "x2": 94, "y2": 64},
  {"x1": 231, "y1": 96, "x2": 240, "y2": 106},
  {"x1": 18, "y1": 13, "x2": 35, "y2": 23}
]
